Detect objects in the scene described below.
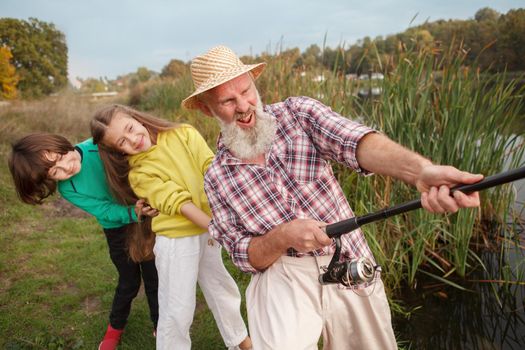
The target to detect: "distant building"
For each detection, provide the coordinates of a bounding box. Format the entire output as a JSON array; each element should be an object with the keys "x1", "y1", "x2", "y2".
[
  {"x1": 312, "y1": 74, "x2": 325, "y2": 82},
  {"x1": 358, "y1": 72, "x2": 384, "y2": 80},
  {"x1": 91, "y1": 91, "x2": 118, "y2": 100},
  {"x1": 358, "y1": 87, "x2": 382, "y2": 98}
]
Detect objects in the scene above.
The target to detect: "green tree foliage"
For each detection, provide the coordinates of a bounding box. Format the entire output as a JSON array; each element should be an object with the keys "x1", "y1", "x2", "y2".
[
  {"x1": 136, "y1": 66, "x2": 154, "y2": 82},
  {"x1": 393, "y1": 8, "x2": 523, "y2": 72},
  {"x1": 0, "y1": 45, "x2": 19, "y2": 99},
  {"x1": 497, "y1": 9, "x2": 525, "y2": 71},
  {"x1": 0, "y1": 17, "x2": 68, "y2": 98},
  {"x1": 160, "y1": 59, "x2": 189, "y2": 79},
  {"x1": 302, "y1": 44, "x2": 322, "y2": 68},
  {"x1": 475, "y1": 7, "x2": 500, "y2": 22},
  {"x1": 253, "y1": 7, "x2": 522, "y2": 75}
]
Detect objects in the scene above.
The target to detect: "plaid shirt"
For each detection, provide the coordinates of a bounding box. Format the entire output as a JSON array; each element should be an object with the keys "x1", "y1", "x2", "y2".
[{"x1": 205, "y1": 96, "x2": 376, "y2": 273}]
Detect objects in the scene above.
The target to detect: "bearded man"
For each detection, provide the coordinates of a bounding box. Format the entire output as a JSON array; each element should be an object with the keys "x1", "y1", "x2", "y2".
[{"x1": 182, "y1": 45, "x2": 483, "y2": 350}]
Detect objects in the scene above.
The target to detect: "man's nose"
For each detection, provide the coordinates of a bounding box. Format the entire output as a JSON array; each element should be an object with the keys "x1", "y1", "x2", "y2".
[{"x1": 235, "y1": 98, "x2": 250, "y2": 113}]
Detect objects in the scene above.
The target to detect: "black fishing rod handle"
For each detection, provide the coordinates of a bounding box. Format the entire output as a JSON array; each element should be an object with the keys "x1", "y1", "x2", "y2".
[
  {"x1": 325, "y1": 198, "x2": 422, "y2": 238},
  {"x1": 325, "y1": 217, "x2": 359, "y2": 238}
]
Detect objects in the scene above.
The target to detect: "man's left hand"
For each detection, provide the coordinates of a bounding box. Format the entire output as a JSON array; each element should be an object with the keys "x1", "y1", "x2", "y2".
[{"x1": 416, "y1": 165, "x2": 483, "y2": 213}]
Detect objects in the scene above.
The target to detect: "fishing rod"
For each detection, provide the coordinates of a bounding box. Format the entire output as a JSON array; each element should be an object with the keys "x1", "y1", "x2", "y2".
[{"x1": 319, "y1": 166, "x2": 525, "y2": 286}]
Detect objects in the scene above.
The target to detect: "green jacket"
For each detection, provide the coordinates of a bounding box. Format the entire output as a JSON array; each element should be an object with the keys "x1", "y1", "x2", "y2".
[{"x1": 58, "y1": 138, "x2": 137, "y2": 229}]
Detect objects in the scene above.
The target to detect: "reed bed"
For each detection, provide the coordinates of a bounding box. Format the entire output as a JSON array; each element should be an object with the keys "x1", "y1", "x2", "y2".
[{"x1": 332, "y1": 46, "x2": 525, "y2": 291}]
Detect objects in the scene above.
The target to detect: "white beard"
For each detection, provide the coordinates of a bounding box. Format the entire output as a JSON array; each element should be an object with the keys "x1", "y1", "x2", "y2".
[{"x1": 216, "y1": 93, "x2": 277, "y2": 160}]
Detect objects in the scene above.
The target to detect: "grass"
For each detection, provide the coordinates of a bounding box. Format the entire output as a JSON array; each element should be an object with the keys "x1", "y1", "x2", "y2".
[{"x1": 0, "y1": 193, "x2": 238, "y2": 349}]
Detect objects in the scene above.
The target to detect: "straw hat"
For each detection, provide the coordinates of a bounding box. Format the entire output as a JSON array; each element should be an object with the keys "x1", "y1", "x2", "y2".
[{"x1": 181, "y1": 45, "x2": 266, "y2": 109}]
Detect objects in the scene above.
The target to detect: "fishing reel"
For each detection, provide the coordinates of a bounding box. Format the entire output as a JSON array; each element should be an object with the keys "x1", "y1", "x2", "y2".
[{"x1": 318, "y1": 237, "x2": 379, "y2": 287}]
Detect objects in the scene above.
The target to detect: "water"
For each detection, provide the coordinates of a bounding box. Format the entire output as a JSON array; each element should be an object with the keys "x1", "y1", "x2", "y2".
[
  {"x1": 393, "y1": 241, "x2": 525, "y2": 349},
  {"x1": 393, "y1": 143, "x2": 525, "y2": 349}
]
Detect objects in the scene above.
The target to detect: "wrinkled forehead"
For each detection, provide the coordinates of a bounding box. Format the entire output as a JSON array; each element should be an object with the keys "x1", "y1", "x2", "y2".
[{"x1": 205, "y1": 73, "x2": 255, "y2": 102}]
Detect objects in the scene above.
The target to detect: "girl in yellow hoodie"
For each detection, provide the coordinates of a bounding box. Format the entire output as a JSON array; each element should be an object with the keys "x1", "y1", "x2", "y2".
[{"x1": 90, "y1": 104, "x2": 251, "y2": 350}]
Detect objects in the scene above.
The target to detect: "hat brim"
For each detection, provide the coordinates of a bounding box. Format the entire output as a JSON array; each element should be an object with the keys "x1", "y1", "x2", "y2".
[{"x1": 181, "y1": 62, "x2": 266, "y2": 110}]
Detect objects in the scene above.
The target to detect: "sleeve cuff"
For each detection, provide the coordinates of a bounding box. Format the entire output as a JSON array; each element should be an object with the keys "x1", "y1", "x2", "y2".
[
  {"x1": 232, "y1": 235, "x2": 259, "y2": 274},
  {"x1": 129, "y1": 206, "x2": 138, "y2": 222}
]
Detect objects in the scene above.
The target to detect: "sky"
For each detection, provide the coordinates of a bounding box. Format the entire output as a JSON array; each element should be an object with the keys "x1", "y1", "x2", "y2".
[{"x1": 1, "y1": 0, "x2": 523, "y2": 86}]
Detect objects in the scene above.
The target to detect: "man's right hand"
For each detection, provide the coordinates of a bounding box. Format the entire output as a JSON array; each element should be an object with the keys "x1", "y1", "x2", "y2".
[
  {"x1": 248, "y1": 218, "x2": 332, "y2": 271},
  {"x1": 279, "y1": 219, "x2": 332, "y2": 253}
]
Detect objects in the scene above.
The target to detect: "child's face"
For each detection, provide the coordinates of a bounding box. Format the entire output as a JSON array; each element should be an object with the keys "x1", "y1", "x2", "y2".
[
  {"x1": 102, "y1": 112, "x2": 152, "y2": 155},
  {"x1": 46, "y1": 150, "x2": 82, "y2": 181}
]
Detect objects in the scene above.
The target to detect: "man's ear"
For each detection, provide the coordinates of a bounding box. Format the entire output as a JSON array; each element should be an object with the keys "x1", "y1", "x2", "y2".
[{"x1": 195, "y1": 100, "x2": 213, "y2": 118}]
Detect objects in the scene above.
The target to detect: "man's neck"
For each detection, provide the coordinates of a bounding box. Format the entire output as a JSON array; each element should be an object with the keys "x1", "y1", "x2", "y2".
[{"x1": 242, "y1": 153, "x2": 266, "y2": 166}]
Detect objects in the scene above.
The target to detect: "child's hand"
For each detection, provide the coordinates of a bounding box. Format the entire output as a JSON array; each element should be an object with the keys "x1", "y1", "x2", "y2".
[{"x1": 135, "y1": 198, "x2": 159, "y2": 220}]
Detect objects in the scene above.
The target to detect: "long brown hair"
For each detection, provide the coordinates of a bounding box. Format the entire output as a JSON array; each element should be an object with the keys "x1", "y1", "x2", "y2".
[
  {"x1": 91, "y1": 104, "x2": 177, "y2": 262},
  {"x1": 8, "y1": 133, "x2": 75, "y2": 205}
]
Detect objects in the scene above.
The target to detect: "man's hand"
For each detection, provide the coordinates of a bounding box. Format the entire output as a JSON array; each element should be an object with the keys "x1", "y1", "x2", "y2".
[
  {"x1": 248, "y1": 218, "x2": 332, "y2": 271},
  {"x1": 134, "y1": 198, "x2": 159, "y2": 220},
  {"x1": 416, "y1": 165, "x2": 483, "y2": 213},
  {"x1": 280, "y1": 219, "x2": 332, "y2": 253}
]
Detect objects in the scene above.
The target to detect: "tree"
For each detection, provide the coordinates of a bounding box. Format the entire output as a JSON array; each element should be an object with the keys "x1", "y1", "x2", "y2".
[
  {"x1": 0, "y1": 18, "x2": 68, "y2": 98},
  {"x1": 0, "y1": 45, "x2": 18, "y2": 99},
  {"x1": 475, "y1": 7, "x2": 500, "y2": 22},
  {"x1": 160, "y1": 59, "x2": 189, "y2": 79},
  {"x1": 136, "y1": 66, "x2": 154, "y2": 82},
  {"x1": 498, "y1": 9, "x2": 525, "y2": 71},
  {"x1": 302, "y1": 44, "x2": 322, "y2": 68}
]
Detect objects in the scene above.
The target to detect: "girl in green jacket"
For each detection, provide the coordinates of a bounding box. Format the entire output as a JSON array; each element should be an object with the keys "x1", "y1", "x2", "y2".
[{"x1": 8, "y1": 133, "x2": 159, "y2": 350}]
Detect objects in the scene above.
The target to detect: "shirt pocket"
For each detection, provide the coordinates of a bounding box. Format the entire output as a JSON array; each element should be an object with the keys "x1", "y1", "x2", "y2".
[{"x1": 276, "y1": 129, "x2": 328, "y2": 185}]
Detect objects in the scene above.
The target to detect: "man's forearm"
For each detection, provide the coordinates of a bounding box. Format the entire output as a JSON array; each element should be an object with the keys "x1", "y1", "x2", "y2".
[
  {"x1": 356, "y1": 133, "x2": 432, "y2": 185},
  {"x1": 248, "y1": 225, "x2": 288, "y2": 271}
]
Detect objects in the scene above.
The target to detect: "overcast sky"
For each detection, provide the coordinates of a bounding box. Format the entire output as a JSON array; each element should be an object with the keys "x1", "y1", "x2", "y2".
[{"x1": 1, "y1": 0, "x2": 523, "y2": 85}]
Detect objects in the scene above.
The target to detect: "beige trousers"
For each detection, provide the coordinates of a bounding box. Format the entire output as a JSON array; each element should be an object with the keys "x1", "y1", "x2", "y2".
[{"x1": 246, "y1": 255, "x2": 397, "y2": 350}]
